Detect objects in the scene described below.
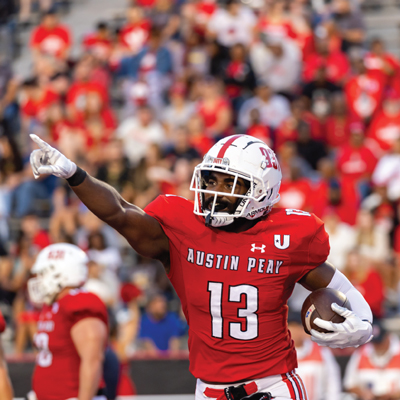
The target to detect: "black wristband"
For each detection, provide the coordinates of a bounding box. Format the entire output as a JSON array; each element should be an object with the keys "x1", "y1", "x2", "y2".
[{"x1": 66, "y1": 166, "x2": 87, "y2": 186}]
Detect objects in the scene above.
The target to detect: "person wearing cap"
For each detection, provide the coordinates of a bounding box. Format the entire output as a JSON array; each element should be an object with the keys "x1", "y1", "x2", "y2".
[
  {"x1": 287, "y1": 311, "x2": 341, "y2": 400},
  {"x1": 344, "y1": 320, "x2": 400, "y2": 399}
]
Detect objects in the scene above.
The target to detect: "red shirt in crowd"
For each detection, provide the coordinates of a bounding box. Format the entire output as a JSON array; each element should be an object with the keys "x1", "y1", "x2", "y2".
[
  {"x1": 344, "y1": 71, "x2": 385, "y2": 120},
  {"x1": 30, "y1": 24, "x2": 71, "y2": 58},
  {"x1": 352, "y1": 270, "x2": 385, "y2": 318},
  {"x1": 66, "y1": 81, "x2": 109, "y2": 114},
  {"x1": 197, "y1": 97, "x2": 231, "y2": 135},
  {"x1": 302, "y1": 51, "x2": 350, "y2": 83},
  {"x1": 324, "y1": 116, "x2": 352, "y2": 149},
  {"x1": 336, "y1": 143, "x2": 378, "y2": 182},
  {"x1": 21, "y1": 88, "x2": 60, "y2": 120},
  {"x1": 364, "y1": 51, "x2": 400, "y2": 85},
  {"x1": 278, "y1": 178, "x2": 313, "y2": 211},
  {"x1": 275, "y1": 113, "x2": 322, "y2": 150},
  {"x1": 367, "y1": 109, "x2": 400, "y2": 152},
  {"x1": 82, "y1": 33, "x2": 112, "y2": 59},
  {"x1": 119, "y1": 21, "x2": 151, "y2": 54}
]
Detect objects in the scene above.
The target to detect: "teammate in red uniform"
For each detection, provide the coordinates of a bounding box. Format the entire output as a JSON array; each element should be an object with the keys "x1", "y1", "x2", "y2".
[
  {"x1": 30, "y1": 134, "x2": 373, "y2": 400},
  {"x1": 27, "y1": 243, "x2": 108, "y2": 400},
  {"x1": 0, "y1": 311, "x2": 13, "y2": 400}
]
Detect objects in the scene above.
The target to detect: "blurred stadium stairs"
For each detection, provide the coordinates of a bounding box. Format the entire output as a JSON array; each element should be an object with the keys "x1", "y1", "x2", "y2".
[{"x1": 363, "y1": 0, "x2": 400, "y2": 57}]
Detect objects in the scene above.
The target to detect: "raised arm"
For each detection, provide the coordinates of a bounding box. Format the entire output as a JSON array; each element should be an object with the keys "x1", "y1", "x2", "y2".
[{"x1": 30, "y1": 134, "x2": 170, "y2": 265}]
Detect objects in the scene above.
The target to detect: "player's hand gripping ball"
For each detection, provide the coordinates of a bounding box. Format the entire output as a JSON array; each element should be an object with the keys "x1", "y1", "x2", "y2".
[{"x1": 301, "y1": 288, "x2": 351, "y2": 334}]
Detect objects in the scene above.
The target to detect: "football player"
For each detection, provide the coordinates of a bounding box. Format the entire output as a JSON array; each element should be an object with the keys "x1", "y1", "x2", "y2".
[
  {"x1": 0, "y1": 311, "x2": 13, "y2": 400},
  {"x1": 27, "y1": 243, "x2": 108, "y2": 400},
  {"x1": 30, "y1": 134, "x2": 373, "y2": 400}
]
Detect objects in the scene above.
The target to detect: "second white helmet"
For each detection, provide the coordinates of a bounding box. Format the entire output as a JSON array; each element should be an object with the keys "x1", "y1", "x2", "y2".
[{"x1": 28, "y1": 243, "x2": 88, "y2": 305}]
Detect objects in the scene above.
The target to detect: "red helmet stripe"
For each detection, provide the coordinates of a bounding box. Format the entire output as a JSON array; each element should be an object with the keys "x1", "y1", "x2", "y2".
[{"x1": 216, "y1": 135, "x2": 242, "y2": 158}]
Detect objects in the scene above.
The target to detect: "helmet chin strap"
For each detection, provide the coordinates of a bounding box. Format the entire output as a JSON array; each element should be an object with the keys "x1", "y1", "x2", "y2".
[{"x1": 204, "y1": 210, "x2": 235, "y2": 228}]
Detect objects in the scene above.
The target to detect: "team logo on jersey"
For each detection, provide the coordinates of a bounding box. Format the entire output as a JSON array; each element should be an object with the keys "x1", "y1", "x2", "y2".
[
  {"x1": 251, "y1": 243, "x2": 266, "y2": 253},
  {"x1": 274, "y1": 235, "x2": 290, "y2": 250}
]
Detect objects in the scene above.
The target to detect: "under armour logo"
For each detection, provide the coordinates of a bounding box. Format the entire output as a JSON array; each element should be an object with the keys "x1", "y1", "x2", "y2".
[{"x1": 251, "y1": 243, "x2": 266, "y2": 253}]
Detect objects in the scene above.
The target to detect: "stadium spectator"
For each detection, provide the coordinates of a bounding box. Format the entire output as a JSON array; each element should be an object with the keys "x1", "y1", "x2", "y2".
[
  {"x1": 238, "y1": 81, "x2": 290, "y2": 130},
  {"x1": 139, "y1": 293, "x2": 184, "y2": 355},
  {"x1": 372, "y1": 138, "x2": 400, "y2": 202},
  {"x1": 345, "y1": 49, "x2": 385, "y2": 122},
  {"x1": 30, "y1": 10, "x2": 72, "y2": 61},
  {"x1": 330, "y1": 0, "x2": 365, "y2": 53},
  {"x1": 367, "y1": 89, "x2": 400, "y2": 154},
  {"x1": 250, "y1": 33, "x2": 302, "y2": 95},
  {"x1": 354, "y1": 209, "x2": 391, "y2": 264},
  {"x1": 288, "y1": 311, "x2": 341, "y2": 400},
  {"x1": 206, "y1": 0, "x2": 256, "y2": 49},
  {"x1": 116, "y1": 105, "x2": 166, "y2": 167},
  {"x1": 344, "y1": 320, "x2": 400, "y2": 399},
  {"x1": 343, "y1": 248, "x2": 385, "y2": 318},
  {"x1": 322, "y1": 208, "x2": 356, "y2": 271},
  {"x1": 302, "y1": 37, "x2": 350, "y2": 85},
  {"x1": 196, "y1": 77, "x2": 232, "y2": 139}
]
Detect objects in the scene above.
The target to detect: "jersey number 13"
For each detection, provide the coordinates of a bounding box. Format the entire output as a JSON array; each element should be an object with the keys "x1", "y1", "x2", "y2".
[{"x1": 208, "y1": 282, "x2": 258, "y2": 340}]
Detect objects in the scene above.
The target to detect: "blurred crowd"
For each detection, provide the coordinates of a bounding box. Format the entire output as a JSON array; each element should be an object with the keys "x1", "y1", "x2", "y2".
[{"x1": 1, "y1": 0, "x2": 400, "y2": 397}]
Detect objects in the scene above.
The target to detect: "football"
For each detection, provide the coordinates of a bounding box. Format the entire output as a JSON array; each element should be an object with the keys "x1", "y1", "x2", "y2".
[{"x1": 301, "y1": 288, "x2": 352, "y2": 334}]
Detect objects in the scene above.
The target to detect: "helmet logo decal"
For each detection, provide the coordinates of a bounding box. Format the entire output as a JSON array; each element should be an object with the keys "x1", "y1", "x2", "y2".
[
  {"x1": 203, "y1": 155, "x2": 230, "y2": 166},
  {"x1": 48, "y1": 250, "x2": 65, "y2": 260},
  {"x1": 251, "y1": 243, "x2": 266, "y2": 253},
  {"x1": 274, "y1": 235, "x2": 290, "y2": 249},
  {"x1": 259, "y1": 147, "x2": 279, "y2": 170}
]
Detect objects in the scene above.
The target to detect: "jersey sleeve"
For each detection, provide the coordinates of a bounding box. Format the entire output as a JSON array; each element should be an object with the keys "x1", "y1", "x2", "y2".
[
  {"x1": 292, "y1": 213, "x2": 330, "y2": 281},
  {"x1": 63, "y1": 291, "x2": 108, "y2": 327},
  {"x1": 144, "y1": 195, "x2": 192, "y2": 238},
  {"x1": 308, "y1": 218, "x2": 330, "y2": 267}
]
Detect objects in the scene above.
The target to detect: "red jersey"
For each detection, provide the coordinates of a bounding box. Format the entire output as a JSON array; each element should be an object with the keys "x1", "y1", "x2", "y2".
[
  {"x1": 21, "y1": 88, "x2": 59, "y2": 120},
  {"x1": 302, "y1": 51, "x2": 350, "y2": 84},
  {"x1": 119, "y1": 21, "x2": 151, "y2": 54},
  {"x1": 344, "y1": 72, "x2": 385, "y2": 120},
  {"x1": 367, "y1": 110, "x2": 400, "y2": 152},
  {"x1": 145, "y1": 196, "x2": 330, "y2": 383},
  {"x1": 324, "y1": 116, "x2": 352, "y2": 148},
  {"x1": 82, "y1": 33, "x2": 112, "y2": 59},
  {"x1": 336, "y1": 144, "x2": 378, "y2": 181},
  {"x1": 32, "y1": 290, "x2": 108, "y2": 400},
  {"x1": 30, "y1": 25, "x2": 71, "y2": 58}
]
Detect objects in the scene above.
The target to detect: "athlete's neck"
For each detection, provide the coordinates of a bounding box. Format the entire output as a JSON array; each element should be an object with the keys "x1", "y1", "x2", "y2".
[
  {"x1": 55, "y1": 286, "x2": 80, "y2": 302},
  {"x1": 218, "y1": 218, "x2": 261, "y2": 233}
]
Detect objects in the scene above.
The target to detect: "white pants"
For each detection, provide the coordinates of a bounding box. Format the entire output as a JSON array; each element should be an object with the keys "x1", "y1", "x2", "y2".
[{"x1": 196, "y1": 370, "x2": 308, "y2": 400}]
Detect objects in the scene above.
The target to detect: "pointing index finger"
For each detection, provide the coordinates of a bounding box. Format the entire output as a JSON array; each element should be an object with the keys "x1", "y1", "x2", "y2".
[{"x1": 30, "y1": 134, "x2": 49, "y2": 150}]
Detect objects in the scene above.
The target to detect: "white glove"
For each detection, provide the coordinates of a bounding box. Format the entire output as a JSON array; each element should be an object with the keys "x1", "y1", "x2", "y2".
[
  {"x1": 30, "y1": 134, "x2": 77, "y2": 179},
  {"x1": 310, "y1": 303, "x2": 373, "y2": 349}
]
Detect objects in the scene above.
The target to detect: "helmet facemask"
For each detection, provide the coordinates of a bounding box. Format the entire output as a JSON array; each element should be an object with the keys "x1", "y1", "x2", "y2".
[{"x1": 190, "y1": 162, "x2": 279, "y2": 228}]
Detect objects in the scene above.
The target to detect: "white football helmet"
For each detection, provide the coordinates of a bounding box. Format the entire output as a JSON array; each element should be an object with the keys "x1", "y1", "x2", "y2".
[
  {"x1": 28, "y1": 243, "x2": 88, "y2": 305},
  {"x1": 190, "y1": 134, "x2": 282, "y2": 227}
]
